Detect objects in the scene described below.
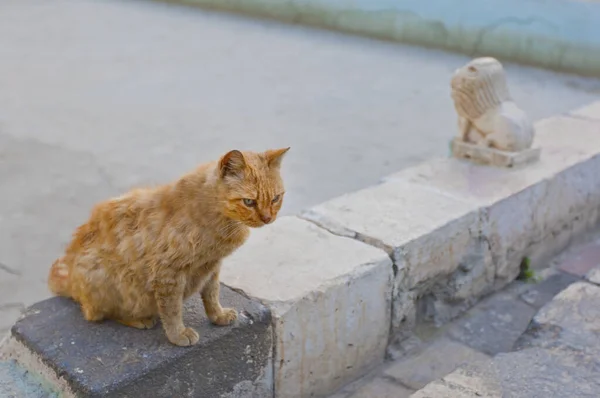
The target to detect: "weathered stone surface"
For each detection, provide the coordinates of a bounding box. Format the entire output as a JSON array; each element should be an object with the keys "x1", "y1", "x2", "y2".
[
  {"x1": 301, "y1": 179, "x2": 488, "y2": 333},
  {"x1": 417, "y1": 281, "x2": 600, "y2": 397},
  {"x1": 0, "y1": 360, "x2": 59, "y2": 398},
  {"x1": 518, "y1": 271, "x2": 580, "y2": 309},
  {"x1": 221, "y1": 216, "x2": 393, "y2": 398},
  {"x1": 348, "y1": 377, "x2": 413, "y2": 398},
  {"x1": 585, "y1": 266, "x2": 600, "y2": 285},
  {"x1": 450, "y1": 139, "x2": 540, "y2": 168},
  {"x1": 410, "y1": 363, "x2": 501, "y2": 398},
  {"x1": 386, "y1": 115, "x2": 600, "y2": 286},
  {"x1": 556, "y1": 241, "x2": 600, "y2": 276},
  {"x1": 446, "y1": 292, "x2": 536, "y2": 355},
  {"x1": 7, "y1": 286, "x2": 272, "y2": 398},
  {"x1": 515, "y1": 281, "x2": 600, "y2": 355},
  {"x1": 413, "y1": 347, "x2": 600, "y2": 398},
  {"x1": 384, "y1": 338, "x2": 489, "y2": 390}
]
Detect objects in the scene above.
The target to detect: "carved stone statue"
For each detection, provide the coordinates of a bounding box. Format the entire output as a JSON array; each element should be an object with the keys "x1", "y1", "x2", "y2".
[{"x1": 450, "y1": 57, "x2": 534, "y2": 152}]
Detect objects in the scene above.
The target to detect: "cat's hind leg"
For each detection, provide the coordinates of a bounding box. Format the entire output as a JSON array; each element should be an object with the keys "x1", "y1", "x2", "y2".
[
  {"x1": 116, "y1": 317, "x2": 158, "y2": 330},
  {"x1": 48, "y1": 258, "x2": 71, "y2": 297},
  {"x1": 80, "y1": 301, "x2": 105, "y2": 323}
]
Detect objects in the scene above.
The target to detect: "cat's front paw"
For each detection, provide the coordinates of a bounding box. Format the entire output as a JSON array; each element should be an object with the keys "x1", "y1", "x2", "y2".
[
  {"x1": 211, "y1": 308, "x2": 237, "y2": 326},
  {"x1": 167, "y1": 327, "x2": 200, "y2": 347}
]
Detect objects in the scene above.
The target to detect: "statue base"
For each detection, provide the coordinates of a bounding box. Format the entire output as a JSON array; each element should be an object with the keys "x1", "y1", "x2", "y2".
[{"x1": 450, "y1": 138, "x2": 541, "y2": 168}]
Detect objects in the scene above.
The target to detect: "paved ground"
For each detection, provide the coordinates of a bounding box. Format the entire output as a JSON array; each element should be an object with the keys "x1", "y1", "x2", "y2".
[
  {"x1": 330, "y1": 230, "x2": 600, "y2": 397},
  {"x1": 1, "y1": 0, "x2": 600, "y2": 328}
]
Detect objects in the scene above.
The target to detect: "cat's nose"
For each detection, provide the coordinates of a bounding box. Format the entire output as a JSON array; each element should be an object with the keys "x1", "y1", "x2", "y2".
[{"x1": 260, "y1": 214, "x2": 272, "y2": 224}]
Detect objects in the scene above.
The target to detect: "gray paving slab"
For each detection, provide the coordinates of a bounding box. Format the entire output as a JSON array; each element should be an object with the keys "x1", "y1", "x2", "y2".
[
  {"x1": 414, "y1": 282, "x2": 600, "y2": 398},
  {"x1": 446, "y1": 292, "x2": 536, "y2": 355}
]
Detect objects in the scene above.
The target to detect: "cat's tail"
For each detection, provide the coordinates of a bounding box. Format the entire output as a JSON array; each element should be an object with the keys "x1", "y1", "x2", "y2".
[{"x1": 48, "y1": 258, "x2": 71, "y2": 297}]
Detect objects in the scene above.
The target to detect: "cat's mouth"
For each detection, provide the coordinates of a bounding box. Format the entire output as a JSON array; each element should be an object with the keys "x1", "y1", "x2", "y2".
[{"x1": 246, "y1": 219, "x2": 272, "y2": 228}]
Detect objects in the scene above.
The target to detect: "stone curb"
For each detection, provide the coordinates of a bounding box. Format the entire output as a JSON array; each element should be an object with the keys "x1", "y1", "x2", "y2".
[{"x1": 154, "y1": 0, "x2": 600, "y2": 76}]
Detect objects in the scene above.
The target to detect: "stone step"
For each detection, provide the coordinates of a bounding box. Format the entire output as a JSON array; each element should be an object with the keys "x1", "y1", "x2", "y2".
[
  {"x1": 1, "y1": 286, "x2": 272, "y2": 398},
  {"x1": 411, "y1": 280, "x2": 600, "y2": 397}
]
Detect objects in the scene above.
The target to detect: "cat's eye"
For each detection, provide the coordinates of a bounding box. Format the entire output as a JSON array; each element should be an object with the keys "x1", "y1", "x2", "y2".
[
  {"x1": 271, "y1": 195, "x2": 281, "y2": 204},
  {"x1": 243, "y1": 198, "x2": 257, "y2": 207}
]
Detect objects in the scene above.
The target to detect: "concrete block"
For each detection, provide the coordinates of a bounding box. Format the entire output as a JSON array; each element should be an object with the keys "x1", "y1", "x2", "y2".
[
  {"x1": 221, "y1": 216, "x2": 393, "y2": 398},
  {"x1": 385, "y1": 115, "x2": 600, "y2": 285},
  {"x1": 586, "y1": 266, "x2": 600, "y2": 285},
  {"x1": 450, "y1": 138, "x2": 541, "y2": 168},
  {"x1": 5, "y1": 287, "x2": 272, "y2": 398},
  {"x1": 301, "y1": 180, "x2": 490, "y2": 330}
]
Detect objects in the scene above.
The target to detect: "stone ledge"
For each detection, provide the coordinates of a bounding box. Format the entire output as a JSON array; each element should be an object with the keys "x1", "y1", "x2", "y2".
[
  {"x1": 303, "y1": 111, "x2": 600, "y2": 350},
  {"x1": 221, "y1": 216, "x2": 393, "y2": 398},
  {"x1": 386, "y1": 115, "x2": 600, "y2": 284},
  {"x1": 5, "y1": 286, "x2": 272, "y2": 398},
  {"x1": 449, "y1": 138, "x2": 541, "y2": 168},
  {"x1": 300, "y1": 178, "x2": 488, "y2": 331}
]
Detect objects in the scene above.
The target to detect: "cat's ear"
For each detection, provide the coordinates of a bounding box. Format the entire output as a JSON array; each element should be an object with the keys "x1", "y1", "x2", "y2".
[
  {"x1": 219, "y1": 150, "x2": 246, "y2": 178},
  {"x1": 264, "y1": 147, "x2": 290, "y2": 169}
]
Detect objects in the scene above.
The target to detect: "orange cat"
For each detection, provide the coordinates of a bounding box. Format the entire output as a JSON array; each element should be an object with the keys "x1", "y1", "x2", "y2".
[{"x1": 48, "y1": 148, "x2": 289, "y2": 346}]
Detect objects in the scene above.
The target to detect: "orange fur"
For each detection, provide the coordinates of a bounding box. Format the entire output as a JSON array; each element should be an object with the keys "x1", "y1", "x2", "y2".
[{"x1": 48, "y1": 148, "x2": 289, "y2": 346}]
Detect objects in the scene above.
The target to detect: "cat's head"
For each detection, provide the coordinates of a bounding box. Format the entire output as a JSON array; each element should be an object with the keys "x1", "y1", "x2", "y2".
[{"x1": 218, "y1": 148, "x2": 289, "y2": 228}]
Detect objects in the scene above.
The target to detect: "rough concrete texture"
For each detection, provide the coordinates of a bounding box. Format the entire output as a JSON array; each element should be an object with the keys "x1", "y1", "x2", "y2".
[
  {"x1": 412, "y1": 347, "x2": 600, "y2": 398},
  {"x1": 384, "y1": 338, "x2": 489, "y2": 390},
  {"x1": 515, "y1": 282, "x2": 600, "y2": 354},
  {"x1": 450, "y1": 139, "x2": 541, "y2": 168},
  {"x1": 446, "y1": 291, "x2": 537, "y2": 356},
  {"x1": 304, "y1": 111, "x2": 600, "y2": 341},
  {"x1": 2, "y1": 0, "x2": 600, "y2": 332},
  {"x1": 385, "y1": 114, "x2": 600, "y2": 285},
  {"x1": 0, "y1": 360, "x2": 59, "y2": 398},
  {"x1": 585, "y1": 266, "x2": 600, "y2": 285},
  {"x1": 347, "y1": 377, "x2": 413, "y2": 398},
  {"x1": 221, "y1": 216, "x2": 393, "y2": 398},
  {"x1": 7, "y1": 286, "x2": 272, "y2": 398},
  {"x1": 518, "y1": 271, "x2": 580, "y2": 309},
  {"x1": 556, "y1": 240, "x2": 600, "y2": 276},
  {"x1": 414, "y1": 282, "x2": 600, "y2": 398},
  {"x1": 301, "y1": 179, "x2": 491, "y2": 329}
]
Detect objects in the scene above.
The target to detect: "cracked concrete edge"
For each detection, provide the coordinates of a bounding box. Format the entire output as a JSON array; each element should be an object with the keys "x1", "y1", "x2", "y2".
[
  {"x1": 0, "y1": 336, "x2": 74, "y2": 398},
  {"x1": 299, "y1": 209, "x2": 395, "y2": 257},
  {"x1": 153, "y1": 0, "x2": 600, "y2": 76}
]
